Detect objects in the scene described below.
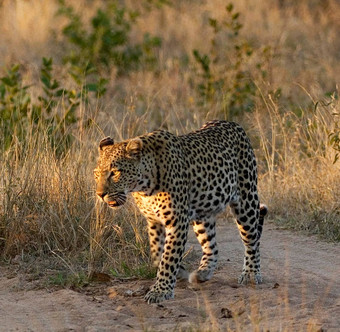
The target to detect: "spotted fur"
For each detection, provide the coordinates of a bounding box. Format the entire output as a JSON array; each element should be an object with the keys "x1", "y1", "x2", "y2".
[{"x1": 94, "y1": 120, "x2": 268, "y2": 303}]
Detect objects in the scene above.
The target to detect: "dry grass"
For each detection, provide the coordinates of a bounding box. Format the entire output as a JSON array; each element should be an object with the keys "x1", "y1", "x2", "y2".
[
  {"x1": 255, "y1": 90, "x2": 340, "y2": 241},
  {"x1": 0, "y1": 128, "x2": 153, "y2": 278},
  {"x1": 0, "y1": 0, "x2": 339, "y2": 279}
]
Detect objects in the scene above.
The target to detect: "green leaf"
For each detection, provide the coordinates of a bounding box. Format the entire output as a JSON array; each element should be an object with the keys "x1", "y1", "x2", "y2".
[
  {"x1": 232, "y1": 13, "x2": 240, "y2": 20},
  {"x1": 209, "y1": 18, "x2": 218, "y2": 29},
  {"x1": 226, "y1": 3, "x2": 234, "y2": 12},
  {"x1": 1, "y1": 77, "x2": 15, "y2": 87},
  {"x1": 40, "y1": 75, "x2": 51, "y2": 89},
  {"x1": 10, "y1": 64, "x2": 20, "y2": 73},
  {"x1": 0, "y1": 84, "x2": 5, "y2": 98},
  {"x1": 84, "y1": 83, "x2": 98, "y2": 92},
  {"x1": 42, "y1": 57, "x2": 53, "y2": 67}
]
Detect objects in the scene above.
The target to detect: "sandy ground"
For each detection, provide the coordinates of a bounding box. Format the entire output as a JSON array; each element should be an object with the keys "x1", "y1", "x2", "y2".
[{"x1": 1, "y1": 221, "x2": 339, "y2": 332}]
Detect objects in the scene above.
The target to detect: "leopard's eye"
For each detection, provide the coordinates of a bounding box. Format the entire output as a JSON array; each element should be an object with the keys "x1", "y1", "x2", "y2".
[{"x1": 110, "y1": 169, "x2": 121, "y2": 178}]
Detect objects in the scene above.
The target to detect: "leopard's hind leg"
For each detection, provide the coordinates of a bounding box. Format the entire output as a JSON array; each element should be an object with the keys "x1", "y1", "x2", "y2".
[{"x1": 230, "y1": 199, "x2": 267, "y2": 284}]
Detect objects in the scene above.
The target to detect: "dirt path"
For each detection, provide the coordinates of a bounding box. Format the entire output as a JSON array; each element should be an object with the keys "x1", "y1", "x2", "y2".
[{"x1": 1, "y1": 221, "x2": 339, "y2": 331}]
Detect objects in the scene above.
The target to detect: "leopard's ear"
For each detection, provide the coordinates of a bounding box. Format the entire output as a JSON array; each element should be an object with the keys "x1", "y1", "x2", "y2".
[
  {"x1": 99, "y1": 137, "x2": 114, "y2": 152},
  {"x1": 126, "y1": 138, "x2": 143, "y2": 159}
]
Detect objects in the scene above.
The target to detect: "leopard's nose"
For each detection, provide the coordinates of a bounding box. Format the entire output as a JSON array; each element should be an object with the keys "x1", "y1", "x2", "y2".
[{"x1": 96, "y1": 191, "x2": 107, "y2": 199}]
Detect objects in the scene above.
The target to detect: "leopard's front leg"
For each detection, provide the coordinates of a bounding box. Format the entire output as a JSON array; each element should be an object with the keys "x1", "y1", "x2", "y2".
[
  {"x1": 147, "y1": 218, "x2": 165, "y2": 268},
  {"x1": 145, "y1": 214, "x2": 189, "y2": 304}
]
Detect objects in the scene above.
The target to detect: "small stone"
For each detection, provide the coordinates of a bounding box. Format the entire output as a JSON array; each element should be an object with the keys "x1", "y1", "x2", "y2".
[{"x1": 220, "y1": 307, "x2": 233, "y2": 319}]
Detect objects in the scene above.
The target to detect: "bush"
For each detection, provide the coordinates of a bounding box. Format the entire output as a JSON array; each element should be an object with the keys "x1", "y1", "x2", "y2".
[
  {"x1": 58, "y1": 0, "x2": 162, "y2": 75},
  {"x1": 192, "y1": 3, "x2": 272, "y2": 118},
  {"x1": 0, "y1": 64, "x2": 31, "y2": 150},
  {"x1": 0, "y1": 57, "x2": 105, "y2": 155}
]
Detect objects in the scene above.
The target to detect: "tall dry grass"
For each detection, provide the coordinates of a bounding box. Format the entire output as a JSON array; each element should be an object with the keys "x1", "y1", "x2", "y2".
[
  {"x1": 0, "y1": 126, "x2": 152, "y2": 278},
  {"x1": 255, "y1": 89, "x2": 340, "y2": 241},
  {"x1": 0, "y1": 0, "x2": 339, "y2": 279}
]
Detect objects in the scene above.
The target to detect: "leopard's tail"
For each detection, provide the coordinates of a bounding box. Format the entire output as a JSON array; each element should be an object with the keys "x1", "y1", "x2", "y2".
[{"x1": 257, "y1": 204, "x2": 268, "y2": 240}]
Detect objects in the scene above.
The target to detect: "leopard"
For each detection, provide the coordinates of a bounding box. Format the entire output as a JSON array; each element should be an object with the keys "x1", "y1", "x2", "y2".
[{"x1": 94, "y1": 120, "x2": 268, "y2": 304}]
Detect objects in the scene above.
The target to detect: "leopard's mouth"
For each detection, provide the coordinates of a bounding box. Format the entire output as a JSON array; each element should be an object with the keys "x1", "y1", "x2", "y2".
[
  {"x1": 106, "y1": 193, "x2": 127, "y2": 208},
  {"x1": 107, "y1": 201, "x2": 123, "y2": 207}
]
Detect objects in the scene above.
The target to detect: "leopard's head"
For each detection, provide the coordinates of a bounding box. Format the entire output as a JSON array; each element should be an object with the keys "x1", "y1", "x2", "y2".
[{"x1": 94, "y1": 136, "x2": 143, "y2": 208}]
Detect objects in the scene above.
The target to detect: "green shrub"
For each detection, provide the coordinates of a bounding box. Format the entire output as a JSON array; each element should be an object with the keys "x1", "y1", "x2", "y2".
[
  {"x1": 57, "y1": 0, "x2": 162, "y2": 75},
  {"x1": 192, "y1": 3, "x2": 271, "y2": 118},
  {"x1": 0, "y1": 64, "x2": 31, "y2": 150},
  {"x1": 0, "y1": 57, "x2": 106, "y2": 155}
]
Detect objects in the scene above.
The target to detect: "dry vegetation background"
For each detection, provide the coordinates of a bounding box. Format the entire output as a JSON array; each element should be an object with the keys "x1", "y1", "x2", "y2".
[{"x1": 0, "y1": 0, "x2": 339, "y2": 284}]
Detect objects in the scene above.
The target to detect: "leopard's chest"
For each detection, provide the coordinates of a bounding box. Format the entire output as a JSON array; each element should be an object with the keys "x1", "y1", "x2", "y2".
[{"x1": 132, "y1": 192, "x2": 178, "y2": 223}]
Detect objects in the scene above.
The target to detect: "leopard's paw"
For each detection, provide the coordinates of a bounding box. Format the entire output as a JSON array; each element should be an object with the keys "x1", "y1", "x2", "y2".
[
  {"x1": 189, "y1": 269, "x2": 214, "y2": 283},
  {"x1": 144, "y1": 288, "x2": 174, "y2": 304},
  {"x1": 238, "y1": 272, "x2": 262, "y2": 285}
]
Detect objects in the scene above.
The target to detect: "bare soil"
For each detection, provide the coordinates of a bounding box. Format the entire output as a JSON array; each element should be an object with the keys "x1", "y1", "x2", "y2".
[{"x1": 1, "y1": 221, "x2": 339, "y2": 332}]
